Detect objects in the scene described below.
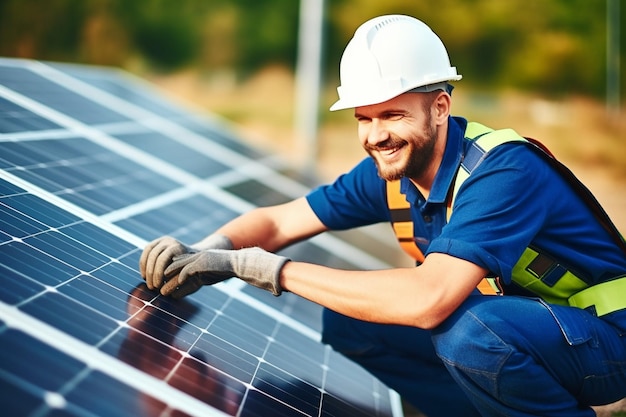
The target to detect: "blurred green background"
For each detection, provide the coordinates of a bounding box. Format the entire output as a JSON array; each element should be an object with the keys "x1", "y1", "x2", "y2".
[{"x1": 1, "y1": 0, "x2": 622, "y2": 98}]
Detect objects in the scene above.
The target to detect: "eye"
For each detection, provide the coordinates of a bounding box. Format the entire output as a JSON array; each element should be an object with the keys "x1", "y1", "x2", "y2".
[{"x1": 384, "y1": 112, "x2": 404, "y2": 121}]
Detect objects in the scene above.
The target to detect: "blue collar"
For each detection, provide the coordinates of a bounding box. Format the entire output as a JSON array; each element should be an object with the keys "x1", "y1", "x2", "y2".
[{"x1": 400, "y1": 116, "x2": 467, "y2": 205}]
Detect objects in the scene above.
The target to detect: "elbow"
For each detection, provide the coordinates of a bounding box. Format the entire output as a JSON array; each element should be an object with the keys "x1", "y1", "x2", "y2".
[
  {"x1": 406, "y1": 298, "x2": 457, "y2": 330},
  {"x1": 406, "y1": 309, "x2": 447, "y2": 330},
  {"x1": 417, "y1": 311, "x2": 451, "y2": 330}
]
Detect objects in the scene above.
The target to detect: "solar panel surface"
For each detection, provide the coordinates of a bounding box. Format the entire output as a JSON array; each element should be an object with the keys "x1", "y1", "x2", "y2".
[{"x1": 0, "y1": 58, "x2": 402, "y2": 417}]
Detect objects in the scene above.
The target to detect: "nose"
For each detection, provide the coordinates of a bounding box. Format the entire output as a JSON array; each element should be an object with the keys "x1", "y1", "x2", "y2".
[{"x1": 365, "y1": 119, "x2": 389, "y2": 147}]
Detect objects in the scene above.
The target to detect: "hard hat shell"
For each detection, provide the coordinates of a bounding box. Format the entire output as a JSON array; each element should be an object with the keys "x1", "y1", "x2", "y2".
[{"x1": 330, "y1": 15, "x2": 462, "y2": 111}]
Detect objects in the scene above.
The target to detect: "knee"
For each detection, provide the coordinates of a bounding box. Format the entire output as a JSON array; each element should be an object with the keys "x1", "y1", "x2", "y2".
[
  {"x1": 431, "y1": 299, "x2": 513, "y2": 372},
  {"x1": 430, "y1": 306, "x2": 476, "y2": 363}
]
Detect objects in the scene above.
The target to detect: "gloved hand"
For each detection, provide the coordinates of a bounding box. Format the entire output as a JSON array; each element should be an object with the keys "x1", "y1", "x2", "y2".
[
  {"x1": 162, "y1": 247, "x2": 290, "y2": 298},
  {"x1": 139, "y1": 234, "x2": 233, "y2": 291}
]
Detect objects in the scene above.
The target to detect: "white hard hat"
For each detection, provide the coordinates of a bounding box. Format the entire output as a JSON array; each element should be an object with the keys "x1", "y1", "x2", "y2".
[{"x1": 330, "y1": 15, "x2": 462, "y2": 111}]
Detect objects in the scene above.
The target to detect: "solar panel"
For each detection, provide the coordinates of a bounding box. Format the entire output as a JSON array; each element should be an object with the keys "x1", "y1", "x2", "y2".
[{"x1": 0, "y1": 57, "x2": 403, "y2": 417}]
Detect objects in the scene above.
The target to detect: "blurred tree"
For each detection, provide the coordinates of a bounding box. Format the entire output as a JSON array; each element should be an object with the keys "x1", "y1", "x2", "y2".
[
  {"x1": 79, "y1": 0, "x2": 129, "y2": 66},
  {"x1": 0, "y1": 0, "x2": 88, "y2": 61},
  {"x1": 232, "y1": 0, "x2": 299, "y2": 77},
  {"x1": 113, "y1": 0, "x2": 209, "y2": 71},
  {"x1": 326, "y1": 0, "x2": 623, "y2": 99},
  {"x1": 0, "y1": 0, "x2": 622, "y2": 100},
  {"x1": 495, "y1": 0, "x2": 608, "y2": 97}
]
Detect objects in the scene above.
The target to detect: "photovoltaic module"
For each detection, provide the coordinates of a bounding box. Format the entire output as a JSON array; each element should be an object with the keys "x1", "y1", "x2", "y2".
[{"x1": 0, "y1": 58, "x2": 403, "y2": 417}]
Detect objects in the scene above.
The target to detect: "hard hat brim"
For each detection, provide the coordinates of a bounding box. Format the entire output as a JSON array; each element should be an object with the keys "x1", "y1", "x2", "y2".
[{"x1": 329, "y1": 77, "x2": 461, "y2": 111}]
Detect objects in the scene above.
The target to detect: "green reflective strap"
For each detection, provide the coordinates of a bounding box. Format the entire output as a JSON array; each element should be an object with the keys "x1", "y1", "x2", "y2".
[
  {"x1": 511, "y1": 248, "x2": 589, "y2": 305},
  {"x1": 568, "y1": 276, "x2": 626, "y2": 316},
  {"x1": 464, "y1": 122, "x2": 493, "y2": 138},
  {"x1": 449, "y1": 123, "x2": 529, "y2": 217},
  {"x1": 472, "y1": 128, "x2": 526, "y2": 150},
  {"x1": 465, "y1": 122, "x2": 527, "y2": 148}
]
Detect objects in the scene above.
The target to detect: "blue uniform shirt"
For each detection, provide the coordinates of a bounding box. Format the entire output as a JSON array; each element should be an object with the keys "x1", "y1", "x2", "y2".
[{"x1": 306, "y1": 116, "x2": 626, "y2": 289}]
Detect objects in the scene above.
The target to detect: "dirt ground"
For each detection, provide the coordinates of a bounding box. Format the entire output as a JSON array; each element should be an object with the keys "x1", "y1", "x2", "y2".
[{"x1": 149, "y1": 67, "x2": 626, "y2": 416}]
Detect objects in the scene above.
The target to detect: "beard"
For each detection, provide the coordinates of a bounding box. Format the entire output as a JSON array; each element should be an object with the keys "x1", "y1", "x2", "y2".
[{"x1": 364, "y1": 114, "x2": 438, "y2": 182}]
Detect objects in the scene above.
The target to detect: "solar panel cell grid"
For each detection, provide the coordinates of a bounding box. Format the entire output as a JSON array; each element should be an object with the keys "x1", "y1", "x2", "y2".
[
  {"x1": 0, "y1": 264, "x2": 46, "y2": 304},
  {"x1": 0, "y1": 58, "x2": 401, "y2": 417},
  {"x1": 50, "y1": 62, "x2": 193, "y2": 120},
  {"x1": 116, "y1": 194, "x2": 239, "y2": 242},
  {"x1": 0, "y1": 142, "x2": 182, "y2": 216},
  {"x1": 225, "y1": 179, "x2": 294, "y2": 206},
  {"x1": 0, "y1": 97, "x2": 62, "y2": 133},
  {"x1": 0, "y1": 328, "x2": 84, "y2": 390},
  {"x1": 0, "y1": 66, "x2": 132, "y2": 125},
  {"x1": 178, "y1": 118, "x2": 265, "y2": 160},
  {"x1": 115, "y1": 131, "x2": 231, "y2": 177}
]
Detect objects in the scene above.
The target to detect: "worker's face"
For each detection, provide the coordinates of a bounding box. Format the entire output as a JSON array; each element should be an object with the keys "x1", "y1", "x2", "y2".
[{"x1": 355, "y1": 92, "x2": 439, "y2": 182}]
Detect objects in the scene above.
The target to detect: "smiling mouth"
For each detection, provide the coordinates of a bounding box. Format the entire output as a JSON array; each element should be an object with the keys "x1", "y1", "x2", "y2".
[
  {"x1": 380, "y1": 146, "x2": 401, "y2": 156},
  {"x1": 377, "y1": 143, "x2": 405, "y2": 160}
]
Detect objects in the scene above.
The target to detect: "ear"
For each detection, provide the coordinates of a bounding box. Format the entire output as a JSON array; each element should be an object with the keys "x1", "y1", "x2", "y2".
[{"x1": 432, "y1": 92, "x2": 451, "y2": 125}]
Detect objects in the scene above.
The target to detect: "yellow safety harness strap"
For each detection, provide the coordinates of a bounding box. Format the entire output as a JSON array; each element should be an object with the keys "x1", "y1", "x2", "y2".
[
  {"x1": 568, "y1": 275, "x2": 626, "y2": 316},
  {"x1": 387, "y1": 179, "x2": 425, "y2": 263},
  {"x1": 386, "y1": 177, "x2": 499, "y2": 295},
  {"x1": 448, "y1": 123, "x2": 527, "y2": 219}
]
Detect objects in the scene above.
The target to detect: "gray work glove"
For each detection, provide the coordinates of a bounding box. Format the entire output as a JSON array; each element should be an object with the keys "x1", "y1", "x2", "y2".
[
  {"x1": 161, "y1": 247, "x2": 290, "y2": 298},
  {"x1": 139, "y1": 234, "x2": 233, "y2": 291}
]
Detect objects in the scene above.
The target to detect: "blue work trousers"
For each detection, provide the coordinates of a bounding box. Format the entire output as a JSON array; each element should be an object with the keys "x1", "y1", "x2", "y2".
[{"x1": 321, "y1": 295, "x2": 626, "y2": 417}]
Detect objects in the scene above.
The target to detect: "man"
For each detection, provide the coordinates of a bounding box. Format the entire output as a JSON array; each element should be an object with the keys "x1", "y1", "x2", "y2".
[{"x1": 140, "y1": 15, "x2": 626, "y2": 417}]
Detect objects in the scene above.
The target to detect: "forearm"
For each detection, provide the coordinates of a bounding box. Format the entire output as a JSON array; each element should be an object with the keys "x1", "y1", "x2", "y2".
[
  {"x1": 213, "y1": 207, "x2": 286, "y2": 251},
  {"x1": 279, "y1": 262, "x2": 443, "y2": 329},
  {"x1": 189, "y1": 210, "x2": 268, "y2": 251},
  {"x1": 198, "y1": 197, "x2": 326, "y2": 252},
  {"x1": 279, "y1": 253, "x2": 486, "y2": 329}
]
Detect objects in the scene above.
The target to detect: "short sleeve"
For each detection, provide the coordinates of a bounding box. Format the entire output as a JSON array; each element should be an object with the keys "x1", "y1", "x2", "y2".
[{"x1": 306, "y1": 157, "x2": 390, "y2": 230}]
